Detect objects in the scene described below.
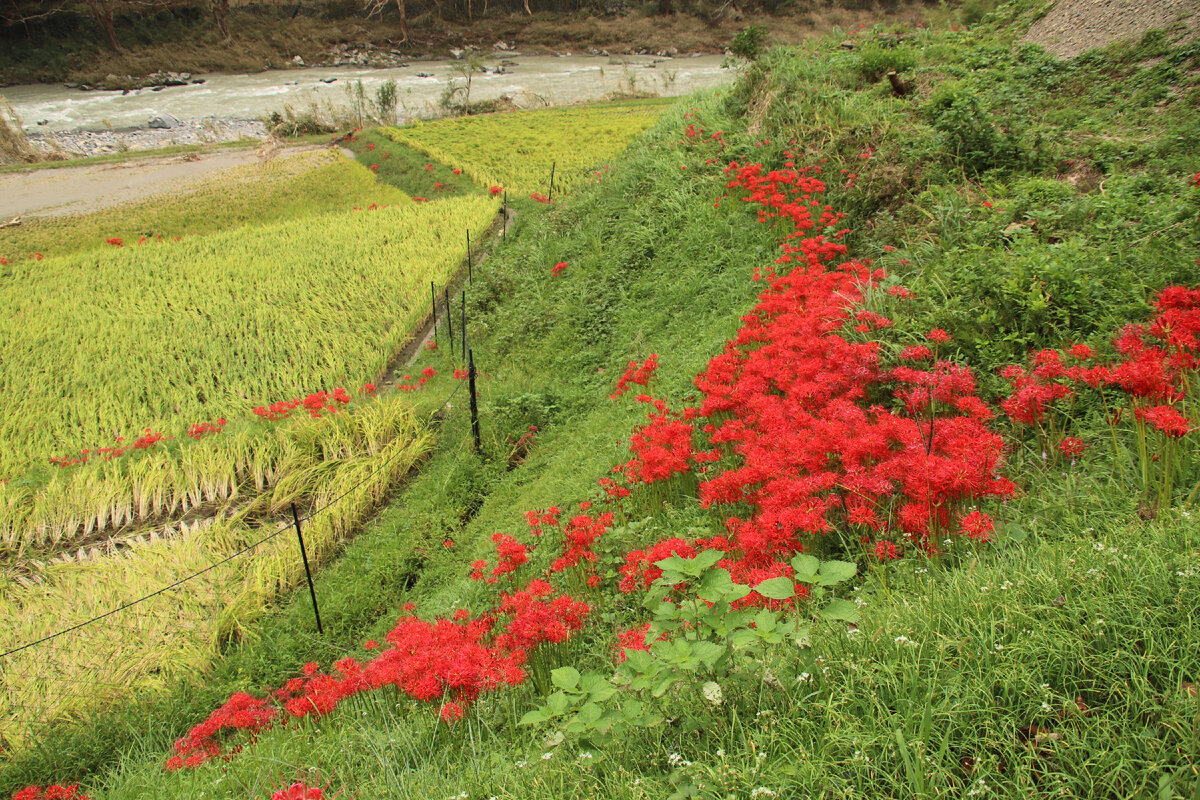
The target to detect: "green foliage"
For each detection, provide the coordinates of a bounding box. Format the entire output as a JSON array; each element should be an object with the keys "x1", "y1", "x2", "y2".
[
  {"x1": 520, "y1": 552, "x2": 857, "y2": 752},
  {"x1": 728, "y1": 25, "x2": 768, "y2": 63},
  {"x1": 852, "y1": 41, "x2": 917, "y2": 83}
]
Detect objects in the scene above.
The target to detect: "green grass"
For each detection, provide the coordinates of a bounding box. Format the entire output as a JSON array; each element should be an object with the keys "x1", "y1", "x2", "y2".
[{"x1": 4, "y1": 11, "x2": 1200, "y2": 800}]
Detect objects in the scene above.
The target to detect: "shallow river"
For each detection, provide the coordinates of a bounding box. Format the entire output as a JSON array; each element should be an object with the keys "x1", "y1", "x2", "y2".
[{"x1": 2, "y1": 53, "x2": 732, "y2": 132}]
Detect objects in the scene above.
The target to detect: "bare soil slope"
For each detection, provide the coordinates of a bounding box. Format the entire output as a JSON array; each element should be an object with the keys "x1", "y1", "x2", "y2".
[{"x1": 1022, "y1": 0, "x2": 1200, "y2": 59}]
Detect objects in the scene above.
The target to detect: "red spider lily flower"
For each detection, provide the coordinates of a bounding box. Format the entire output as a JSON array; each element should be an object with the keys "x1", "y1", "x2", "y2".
[
  {"x1": 421, "y1": 366, "x2": 436, "y2": 378},
  {"x1": 12, "y1": 787, "x2": 89, "y2": 800},
  {"x1": 452, "y1": 168, "x2": 461, "y2": 174},
  {"x1": 1191, "y1": 173, "x2": 1200, "y2": 187},
  {"x1": 364, "y1": 640, "x2": 379, "y2": 649},
  {"x1": 874, "y1": 541, "x2": 900, "y2": 560},
  {"x1": 959, "y1": 509, "x2": 995, "y2": 542},
  {"x1": 443, "y1": 539, "x2": 454, "y2": 548},
  {"x1": 1066, "y1": 343, "x2": 1094, "y2": 360},
  {"x1": 271, "y1": 782, "x2": 326, "y2": 800},
  {"x1": 489, "y1": 185, "x2": 503, "y2": 195},
  {"x1": 551, "y1": 261, "x2": 568, "y2": 277},
  {"x1": 369, "y1": 164, "x2": 379, "y2": 171},
  {"x1": 361, "y1": 382, "x2": 377, "y2": 394},
  {"x1": 367, "y1": 143, "x2": 375, "y2": 150},
  {"x1": 1058, "y1": 437, "x2": 1088, "y2": 458},
  {"x1": 926, "y1": 328, "x2": 952, "y2": 344},
  {"x1": 439, "y1": 702, "x2": 464, "y2": 723},
  {"x1": 424, "y1": 163, "x2": 433, "y2": 170},
  {"x1": 530, "y1": 192, "x2": 551, "y2": 203},
  {"x1": 413, "y1": 197, "x2": 429, "y2": 203},
  {"x1": 105, "y1": 238, "x2": 123, "y2": 247},
  {"x1": 1136, "y1": 405, "x2": 1192, "y2": 437}
]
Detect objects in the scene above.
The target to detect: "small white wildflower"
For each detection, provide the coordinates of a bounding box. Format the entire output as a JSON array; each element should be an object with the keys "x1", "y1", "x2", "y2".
[
  {"x1": 1094, "y1": 542, "x2": 1105, "y2": 551},
  {"x1": 1040, "y1": 684, "x2": 1050, "y2": 691},
  {"x1": 756, "y1": 752, "x2": 767, "y2": 762},
  {"x1": 796, "y1": 672, "x2": 812, "y2": 684},
  {"x1": 894, "y1": 635, "x2": 909, "y2": 644},
  {"x1": 515, "y1": 761, "x2": 527, "y2": 768},
  {"x1": 579, "y1": 751, "x2": 594, "y2": 761},
  {"x1": 1041, "y1": 701, "x2": 1052, "y2": 712},
  {"x1": 541, "y1": 751, "x2": 553, "y2": 761},
  {"x1": 716, "y1": 749, "x2": 726, "y2": 757},
  {"x1": 994, "y1": 643, "x2": 1004, "y2": 651},
  {"x1": 750, "y1": 789, "x2": 778, "y2": 799}
]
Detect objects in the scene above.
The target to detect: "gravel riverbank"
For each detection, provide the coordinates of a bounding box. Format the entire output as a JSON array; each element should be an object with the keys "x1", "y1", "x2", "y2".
[{"x1": 27, "y1": 119, "x2": 270, "y2": 159}]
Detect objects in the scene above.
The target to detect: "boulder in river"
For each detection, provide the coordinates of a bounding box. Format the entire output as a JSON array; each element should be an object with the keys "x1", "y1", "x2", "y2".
[{"x1": 148, "y1": 113, "x2": 182, "y2": 129}]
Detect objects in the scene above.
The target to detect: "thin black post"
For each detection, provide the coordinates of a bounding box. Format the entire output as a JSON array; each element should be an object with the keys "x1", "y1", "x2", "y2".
[
  {"x1": 430, "y1": 281, "x2": 437, "y2": 336},
  {"x1": 548, "y1": 161, "x2": 556, "y2": 204},
  {"x1": 445, "y1": 287, "x2": 454, "y2": 358},
  {"x1": 468, "y1": 349, "x2": 481, "y2": 452},
  {"x1": 291, "y1": 502, "x2": 323, "y2": 635},
  {"x1": 460, "y1": 289, "x2": 467, "y2": 359},
  {"x1": 466, "y1": 229, "x2": 472, "y2": 284}
]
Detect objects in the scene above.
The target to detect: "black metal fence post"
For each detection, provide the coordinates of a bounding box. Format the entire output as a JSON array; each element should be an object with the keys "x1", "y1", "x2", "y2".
[
  {"x1": 466, "y1": 229, "x2": 473, "y2": 284},
  {"x1": 430, "y1": 281, "x2": 437, "y2": 341},
  {"x1": 291, "y1": 502, "x2": 323, "y2": 635},
  {"x1": 468, "y1": 349, "x2": 481, "y2": 452},
  {"x1": 460, "y1": 290, "x2": 467, "y2": 360},
  {"x1": 548, "y1": 161, "x2": 556, "y2": 204},
  {"x1": 445, "y1": 287, "x2": 454, "y2": 358}
]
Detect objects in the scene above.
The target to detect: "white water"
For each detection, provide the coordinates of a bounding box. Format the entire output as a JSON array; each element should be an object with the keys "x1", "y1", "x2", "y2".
[{"x1": 2, "y1": 54, "x2": 733, "y2": 132}]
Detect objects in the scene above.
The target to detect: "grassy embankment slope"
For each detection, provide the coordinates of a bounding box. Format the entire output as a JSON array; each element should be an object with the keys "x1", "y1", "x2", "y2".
[
  {"x1": 5, "y1": 6, "x2": 1200, "y2": 798},
  {"x1": 0, "y1": 100, "x2": 668, "y2": 791}
]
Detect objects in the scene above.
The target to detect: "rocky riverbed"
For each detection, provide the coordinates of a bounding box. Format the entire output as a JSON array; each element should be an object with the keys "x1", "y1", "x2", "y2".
[{"x1": 28, "y1": 118, "x2": 270, "y2": 158}]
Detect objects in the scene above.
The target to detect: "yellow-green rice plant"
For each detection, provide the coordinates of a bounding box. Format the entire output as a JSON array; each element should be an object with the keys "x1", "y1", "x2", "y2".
[
  {"x1": 0, "y1": 395, "x2": 432, "y2": 756},
  {"x1": 379, "y1": 101, "x2": 665, "y2": 196},
  {"x1": 0, "y1": 193, "x2": 497, "y2": 480}
]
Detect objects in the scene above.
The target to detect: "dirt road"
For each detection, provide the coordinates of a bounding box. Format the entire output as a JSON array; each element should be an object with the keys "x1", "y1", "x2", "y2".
[{"x1": 0, "y1": 145, "x2": 346, "y2": 220}]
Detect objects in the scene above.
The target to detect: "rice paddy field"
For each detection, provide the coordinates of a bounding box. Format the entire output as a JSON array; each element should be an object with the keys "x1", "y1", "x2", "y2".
[{"x1": 379, "y1": 99, "x2": 670, "y2": 196}]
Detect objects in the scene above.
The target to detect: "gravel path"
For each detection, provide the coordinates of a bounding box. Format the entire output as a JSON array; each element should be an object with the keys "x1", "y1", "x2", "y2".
[{"x1": 1023, "y1": 0, "x2": 1200, "y2": 59}]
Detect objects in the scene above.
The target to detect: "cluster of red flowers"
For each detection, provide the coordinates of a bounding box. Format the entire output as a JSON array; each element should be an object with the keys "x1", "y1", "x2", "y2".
[
  {"x1": 489, "y1": 185, "x2": 503, "y2": 196},
  {"x1": 470, "y1": 532, "x2": 529, "y2": 582},
  {"x1": 187, "y1": 418, "x2": 227, "y2": 440},
  {"x1": 551, "y1": 261, "x2": 568, "y2": 277},
  {"x1": 11, "y1": 787, "x2": 87, "y2": 800},
  {"x1": 271, "y1": 782, "x2": 326, "y2": 800},
  {"x1": 998, "y1": 285, "x2": 1200, "y2": 439},
  {"x1": 530, "y1": 192, "x2": 552, "y2": 204},
  {"x1": 254, "y1": 386, "x2": 370, "y2": 421},
  {"x1": 396, "y1": 366, "x2": 437, "y2": 393},
  {"x1": 608, "y1": 354, "x2": 659, "y2": 398},
  {"x1": 48, "y1": 427, "x2": 172, "y2": 467},
  {"x1": 168, "y1": 577, "x2": 589, "y2": 769}
]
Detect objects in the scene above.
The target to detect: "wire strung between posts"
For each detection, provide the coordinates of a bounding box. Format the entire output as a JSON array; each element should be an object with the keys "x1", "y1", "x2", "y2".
[{"x1": 0, "y1": 382, "x2": 466, "y2": 661}]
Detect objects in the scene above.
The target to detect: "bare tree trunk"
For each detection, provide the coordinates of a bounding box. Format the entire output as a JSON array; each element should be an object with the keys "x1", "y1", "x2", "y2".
[
  {"x1": 84, "y1": 0, "x2": 122, "y2": 52},
  {"x1": 212, "y1": 0, "x2": 230, "y2": 40}
]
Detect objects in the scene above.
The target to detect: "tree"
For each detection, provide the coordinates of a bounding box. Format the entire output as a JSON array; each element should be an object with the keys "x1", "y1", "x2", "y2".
[
  {"x1": 363, "y1": 0, "x2": 406, "y2": 42},
  {"x1": 82, "y1": 0, "x2": 121, "y2": 52}
]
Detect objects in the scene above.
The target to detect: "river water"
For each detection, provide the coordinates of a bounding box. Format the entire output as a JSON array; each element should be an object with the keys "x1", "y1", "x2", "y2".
[{"x1": 2, "y1": 54, "x2": 732, "y2": 133}]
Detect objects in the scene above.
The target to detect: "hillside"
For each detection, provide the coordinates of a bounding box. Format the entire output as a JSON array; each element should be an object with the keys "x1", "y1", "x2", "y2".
[{"x1": 3, "y1": 3, "x2": 1200, "y2": 799}]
